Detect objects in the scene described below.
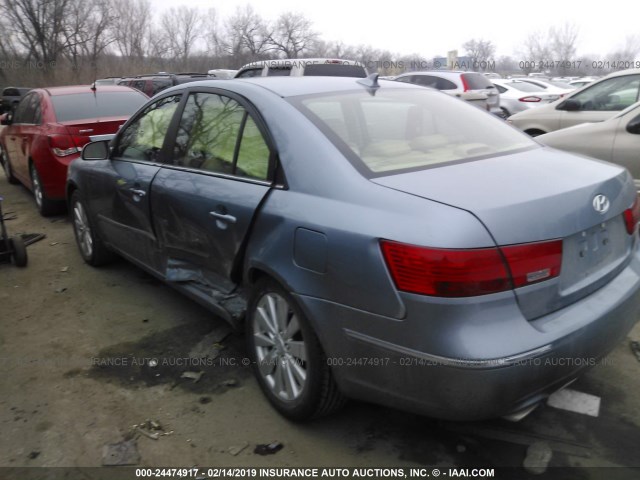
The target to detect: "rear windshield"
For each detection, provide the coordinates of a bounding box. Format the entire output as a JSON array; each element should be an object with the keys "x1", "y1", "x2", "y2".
[
  {"x1": 304, "y1": 64, "x2": 367, "y2": 78},
  {"x1": 291, "y1": 89, "x2": 535, "y2": 176},
  {"x1": 51, "y1": 91, "x2": 147, "y2": 122},
  {"x1": 461, "y1": 73, "x2": 493, "y2": 90},
  {"x1": 267, "y1": 67, "x2": 293, "y2": 76},
  {"x1": 506, "y1": 81, "x2": 543, "y2": 92}
]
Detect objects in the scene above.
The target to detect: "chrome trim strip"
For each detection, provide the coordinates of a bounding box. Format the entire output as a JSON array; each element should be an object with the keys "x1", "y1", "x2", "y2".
[{"x1": 344, "y1": 329, "x2": 553, "y2": 369}]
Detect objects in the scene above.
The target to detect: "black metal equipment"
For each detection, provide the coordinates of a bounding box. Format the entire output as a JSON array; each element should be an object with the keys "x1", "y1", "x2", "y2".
[{"x1": 0, "y1": 196, "x2": 27, "y2": 267}]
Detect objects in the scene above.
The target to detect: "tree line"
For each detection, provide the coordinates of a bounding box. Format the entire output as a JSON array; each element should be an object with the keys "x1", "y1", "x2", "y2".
[{"x1": 0, "y1": 0, "x2": 638, "y2": 88}]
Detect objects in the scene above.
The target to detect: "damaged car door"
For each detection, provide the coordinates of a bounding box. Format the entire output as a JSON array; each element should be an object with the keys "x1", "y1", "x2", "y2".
[
  {"x1": 91, "y1": 94, "x2": 182, "y2": 270},
  {"x1": 150, "y1": 90, "x2": 274, "y2": 302}
]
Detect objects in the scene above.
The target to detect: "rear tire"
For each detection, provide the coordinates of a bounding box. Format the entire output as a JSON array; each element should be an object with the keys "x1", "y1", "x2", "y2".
[
  {"x1": 1, "y1": 145, "x2": 19, "y2": 185},
  {"x1": 9, "y1": 236, "x2": 27, "y2": 267},
  {"x1": 70, "y1": 190, "x2": 115, "y2": 266},
  {"x1": 30, "y1": 164, "x2": 59, "y2": 216},
  {"x1": 525, "y1": 129, "x2": 546, "y2": 137},
  {"x1": 246, "y1": 278, "x2": 346, "y2": 421}
]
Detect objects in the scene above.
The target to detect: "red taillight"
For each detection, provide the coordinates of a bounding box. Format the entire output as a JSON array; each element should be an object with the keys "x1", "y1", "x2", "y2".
[
  {"x1": 519, "y1": 96, "x2": 542, "y2": 102},
  {"x1": 623, "y1": 195, "x2": 640, "y2": 235},
  {"x1": 380, "y1": 239, "x2": 563, "y2": 298},
  {"x1": 48, "y1": 134, "x2": 90, "y2": 157},
  {"x1": 461, "y1": 74, "x2": 470, "y2": 92},
  {"x1": 500, "y1": 240, "x2": 563, "y2": 288}
]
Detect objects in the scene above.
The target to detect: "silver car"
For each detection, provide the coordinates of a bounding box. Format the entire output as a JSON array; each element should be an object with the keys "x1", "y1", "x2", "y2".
[
  {"x1": 538, "y1": 101, "x2": 640, "y2": 188},
  {"x1": 492, "y1": 79, "x2": 562, "y2": 118},
  {"x1": 67, "y1": 76, "x2": 640, "y2": 422},
  {"x1": 509, "y1": 68, "x2": 640, "y2": 136},
  {"x1": 234, "y1": 59, "x2": 367, "y2": 78},
  {"x1": 394, "y1": 70, "x2": 500, "y2": 114}
]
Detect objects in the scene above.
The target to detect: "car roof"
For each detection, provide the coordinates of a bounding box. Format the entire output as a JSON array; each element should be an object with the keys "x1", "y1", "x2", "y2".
[
  {"x1": 40, "y1": 85, "x2": 143, "y2": 96},
  {"x1": 163, "y1": 76, "x2": 422, "y2": 98}
]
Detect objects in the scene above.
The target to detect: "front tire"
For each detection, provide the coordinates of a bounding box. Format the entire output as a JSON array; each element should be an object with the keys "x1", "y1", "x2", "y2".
[
  {"x1": 246, "y1": 278, "x2": 346, "y2": 421},
  {"x1": 70, "y1": 191, "x2": 115, "y2": 266}
]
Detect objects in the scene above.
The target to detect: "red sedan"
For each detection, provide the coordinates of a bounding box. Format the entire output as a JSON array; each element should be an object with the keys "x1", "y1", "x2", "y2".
[{"x1": 0, "y1": 85, "x2": 148, "y2": 215}]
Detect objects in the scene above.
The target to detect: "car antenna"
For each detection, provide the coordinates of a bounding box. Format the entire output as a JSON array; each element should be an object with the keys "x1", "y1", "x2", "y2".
[
  {"x1": 356, "y1": 73, "x2": 380, "y2": 95},
  {"x1": 90, "y1": 81, "x2": 97, "y2": 92}
]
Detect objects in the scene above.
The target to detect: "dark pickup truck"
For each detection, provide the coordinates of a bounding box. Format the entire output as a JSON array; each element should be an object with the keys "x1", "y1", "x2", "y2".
[{"x1": 0, "y1": 87, "x2": 32, "y2": 114}]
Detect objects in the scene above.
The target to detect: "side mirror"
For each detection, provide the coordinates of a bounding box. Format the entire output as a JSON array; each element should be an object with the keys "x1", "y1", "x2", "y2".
[
  {"x1": 81, "y1": 140, "x2": 110, "y2": 161},
  {"x1": 557, "y1": 99, "x2": 581, "y2": 111},
  {"x1": 0, "y1": 113, "x2": 12, "y2": 126},
  {"x1": 626, "y1": 114, "x2": 640, "y2": 134}
]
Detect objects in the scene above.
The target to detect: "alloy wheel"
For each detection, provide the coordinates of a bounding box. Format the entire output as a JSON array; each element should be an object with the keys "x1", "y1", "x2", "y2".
[
  {"x1": 73, "y1": 200, "x2": 94, "y2": 259},
  {"x1": 252, "y1": 292, "x2": 308, "y2": 401}
]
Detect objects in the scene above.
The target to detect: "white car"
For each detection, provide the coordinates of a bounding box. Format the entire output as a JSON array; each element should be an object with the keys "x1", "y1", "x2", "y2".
[
  {"x1": 568, "y1": 78, "x2": 597, "y2": 89},
  {"x1": 492, "y1": 80, "x2": 561, "y2": 118},
  {"x1": 538, "y1": 101, "x2": 640, "y2": 188},
  {"x1": 508, "y1": 69, "x2": 640, "y2": 136},
  {"x1": 394, "y1": 70, "x2": 500, "y2": 114},
  {"x1": 519, "y1": 78, "x2": 575, "y2": 95}
]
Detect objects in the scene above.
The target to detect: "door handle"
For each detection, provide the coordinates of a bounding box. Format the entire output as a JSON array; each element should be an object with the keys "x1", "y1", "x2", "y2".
[
  {"x1": 129, "y1": 188, "x2": 146, "y2": 197},
  {"x1": 209, "y1": 211, "x2": 236, "y2": 224}
]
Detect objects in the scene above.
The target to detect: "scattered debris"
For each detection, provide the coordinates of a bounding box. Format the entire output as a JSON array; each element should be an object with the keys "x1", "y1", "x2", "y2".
[
  {"x1": 254, "y1": 442, "x2": 284, "y2": 456},
  {"x1": 60, "y1": 266, "x2": 69, "y2": 273},
  {"x1": 102, "y1": 439, "x2": 140, "y2": 466},
  {"x1": 132, "y1": 419, "x2": 173, "y2": 441},
  {"x1": 2, "y1": 212, "x2": 17, "y2": 221},
  {"x1": 228, "y1": 442, "x2": 249, "y2": 456},
  {"x1": 523, "y1": 441, "x2": 553, "y2": 475},
  {"x1": 456, "y1": 444, "x2": 466, "y2": 453},
  {"x1": 148, "y1": 359, "x2": 158, "y2": 368},
  {"x1": 49, "y1": 242, "x2": 58, "y2": 246},
  {"x1": 189, "y1": 325, "x2": 232, "y2": 361},
  {"x1": 181, "y1": 371, "x2": 204, "y2": 383},
  {"x1": 54, "y1": 287, "x2": 67, "y2": 294},
  {"x1": 199, "y1": 396, "x2": 212, "y2": 404},
  {"x1": 21, "y1": 233, "x2": 46, "y2": 246},
  {"x1": 631, "y1": 341, "x2": 640, "y2": 363},
  {"x1": 142, "y1": 319, "x2": 149, "y2": 323},
  {"x1": 27, "y1": 451, "x2": 40, "y2": 460},
  {"x1": 547, "y1": 388, "x2": 600, "y2": 417},
  {"x1": 221, "y1": 379, "x2": 238, "y2": 387},
  {"x1": 443, "y1": 423, "x2": 591, "y2": 458}
]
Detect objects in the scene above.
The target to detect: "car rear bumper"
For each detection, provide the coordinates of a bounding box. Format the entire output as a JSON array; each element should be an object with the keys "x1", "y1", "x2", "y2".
[
  {"x1": 295, "y1": 246, "x2": 640, "y2": 420},
  {"x1": 35, "y1": 153, "x2": 77, "y2": 200}
]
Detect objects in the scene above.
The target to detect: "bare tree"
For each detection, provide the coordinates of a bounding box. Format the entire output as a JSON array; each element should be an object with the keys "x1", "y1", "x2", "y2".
[
  {"x1": 111, "y1": 0, "x2": 152, "y2": 59},
  {"x1": 159, "y1": 6, "x2": 202, "y2": 66},
  {"x1": 268, "y1": 12, "x2": 317, "y2": 59},
  {"x1": 62, "y1": 0, "x2": 116, "y2": 76},
  {"x1": 463, "y1": 39, "x2": 496, "y2": 71},
  {"x1": 215, "y1": 5, "x2": 270, "y2": 62},
  {"x1": 0, "y1": 0, "x2": 72, "y2": 73},
  {"x1": 608, "y1": 35, "x2": 640, "y2": 63},
  {"x1": 547, "y1": 23, "x2": 579, "y2": 75}
]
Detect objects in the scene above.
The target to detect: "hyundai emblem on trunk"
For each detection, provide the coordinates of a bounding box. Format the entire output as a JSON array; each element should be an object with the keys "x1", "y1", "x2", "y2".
[{"x1": 593, "y1": 194, "x2": 610, "y2": 214}]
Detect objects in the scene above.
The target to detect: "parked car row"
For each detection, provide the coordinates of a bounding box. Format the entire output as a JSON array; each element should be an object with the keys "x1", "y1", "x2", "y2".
[{"x1": 2, "y1": 66, "x2": 640, "y2": 424}]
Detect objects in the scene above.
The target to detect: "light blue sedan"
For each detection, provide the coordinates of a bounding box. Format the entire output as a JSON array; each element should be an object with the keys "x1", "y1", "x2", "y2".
[{"x1": 67, "y1": 76, "x2": 640, "y2": 421}]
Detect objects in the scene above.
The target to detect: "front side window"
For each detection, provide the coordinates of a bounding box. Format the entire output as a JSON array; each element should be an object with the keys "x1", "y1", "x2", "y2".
[
  {"x1": 172, "y1": 92, "x2": 270, "y2": 180},
  {"x1": 114, "y1": 95, "x2": 181, "y2": 162},
  {"x1": 293, "y1": 89, "x2": 535, "y2": 176},
  {"x1": 568, "y1": 75, "x2": 640, "y2": 111}
]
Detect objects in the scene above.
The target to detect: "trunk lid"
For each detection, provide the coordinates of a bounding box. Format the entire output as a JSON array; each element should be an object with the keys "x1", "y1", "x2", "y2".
[
  {"x1": 372, "y1": 147, "x2": 637, "y2": 319},
  {"x1": 60, "y1": 117, "x2": 127, "y2": 148}
]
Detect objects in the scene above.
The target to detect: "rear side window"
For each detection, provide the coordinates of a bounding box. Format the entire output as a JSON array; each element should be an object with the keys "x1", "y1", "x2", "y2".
[
  {"x1": 51, "y1": 92, "x2": 147, "y2": 122},
  {"x1": 267, "y1": 67, "x2": 292, "y2": 76},
  {"x1": 13, "y1": 93, "x2": 39, "y2": 124},
  {"x1": 172, "y1": 92, "x2": 270, "y2": 180},
  {"x1": 236, "y1": 68, "x2": 263, "y2": 78},
  {"x1": 461, "y1": 73, "x2": 493, "y2": 90},
  {"x1": 304, "y1": 64, "x2": 367, "y2": 78}
]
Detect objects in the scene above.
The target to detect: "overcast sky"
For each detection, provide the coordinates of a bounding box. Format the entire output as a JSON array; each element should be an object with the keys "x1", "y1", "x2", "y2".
[{"x1": 152, "y1": 0, "x2": 636, "y2": 59}]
